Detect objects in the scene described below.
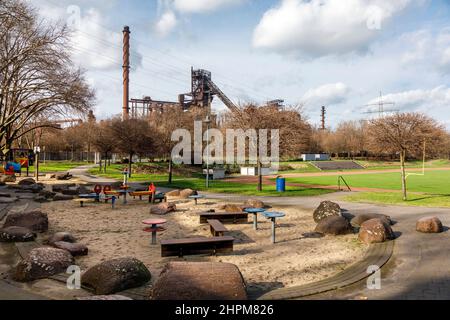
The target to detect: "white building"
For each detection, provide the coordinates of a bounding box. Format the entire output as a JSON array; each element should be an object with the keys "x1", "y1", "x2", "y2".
[{"x1": 301, "y1": 154, "x2": 331, "y2": 162}]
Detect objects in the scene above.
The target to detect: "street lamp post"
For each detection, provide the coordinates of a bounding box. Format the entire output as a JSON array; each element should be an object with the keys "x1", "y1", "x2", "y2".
[{"x1": 204, "y1": 115, "x2": 211, "y2": 189}]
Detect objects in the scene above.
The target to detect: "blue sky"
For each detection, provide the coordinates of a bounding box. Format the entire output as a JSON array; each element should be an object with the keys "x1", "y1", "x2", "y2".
[{"x1": 28, "y1": 0, "x2": 450, "y2": 128}]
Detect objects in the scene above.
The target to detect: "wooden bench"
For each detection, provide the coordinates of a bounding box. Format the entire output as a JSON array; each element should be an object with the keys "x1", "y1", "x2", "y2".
[
  {"x1": 161, "y1": 236, "x2": 234, "y2": 257},
  {"x1": 104, "y1": 191, "x2": 121, "y2": 198},
  {"x1": 207, "y1": 219, "x2": 229, "y2": 237},
  {"x1": 200, "y1": 212, "x2": 249, "y2": 224},
  {"x1": 130, "y1": 192, "x2": 167, "y2": 203},
  {"x1": 73, "y1": 198, "x2": 96, "y2": 207}
]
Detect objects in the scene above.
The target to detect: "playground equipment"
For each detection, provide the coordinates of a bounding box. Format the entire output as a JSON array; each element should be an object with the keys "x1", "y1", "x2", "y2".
[
  {"x1": 262, "y1": 212, "x2": 286, "y2": 244},
  {"x1": 338, "y1": 176, "x2": 352, "y2": 192},
  {"x1": 406, "y1": 140, "x2": 427, "y2": 180}
]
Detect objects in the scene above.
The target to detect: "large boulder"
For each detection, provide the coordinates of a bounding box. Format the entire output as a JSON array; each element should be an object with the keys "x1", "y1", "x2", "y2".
[
  {"x1": 315, "y1": 216, "x2": 353, "y2": 236},
  {"x1": 3, "y1": 210, "x2": 49, "y2": 233},
  {"x1": 48, "y1": 232, "x2": 77, "y2": 245},
  {"x1": 152, "y1": 262, "x2": 247, "y2": 300},
  {"x1": 53, "y1": 194, "x2": 75, "y2": 201},
  {"x1": 166, "y1": 190, "x2": 181, "y2": 197},
  {"x1": 179, "y1": 189, "x2": 198, "y2": 199},
  {"x1": 14, "y1": 247, "x2": 75, "y2": 282},
  {"x1": 61, "y1": 188, "x2": 81, "y2": 196},
  {"x1": 81, "y1": 257, "x2": 151, "y2": 295},
  {"x1": 416, "y1": 217, "x2": 444, "y2": 234},
  {"x1": 351, "y1": 213, "x2": 393, "y2": 227},
  {"x1": 150, "y1": 202, "x2": 176, "y2": 215},
  {"x1": 52, "y1": 241, "x2": 88, "y2": 257},
  {"x1": 359, "y1": 218, "x2": 395, "y2": 244},
  {"x1": 0, "y1": 175, "x2": 16, "y2": 183},
  {"x1": 0, "y1": 226, "x2": 36, "y2": 242},
  {"x1": 39, "y1": 190, "x2": 57, "y2": 199},
  {"x1": 18, "y1": 178, "x2": 36, "y2": 186},
  {"x1": 244, "y1": 199, "x2": 265, "y2": 209},
  {"x1": 313, "y1": 201, "x2": 342, "y2": 223},
  {"x1": 52, "y1": 184, "x2": 76, "y2": 193}
]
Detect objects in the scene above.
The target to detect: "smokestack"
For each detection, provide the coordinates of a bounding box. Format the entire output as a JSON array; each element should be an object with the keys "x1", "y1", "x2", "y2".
[
  {"x1": 123, "y1": 26, "x2": 130, "y2": 120},
  {"x1": 321, "y1": 106, "x2": 326, "y2": 130}
]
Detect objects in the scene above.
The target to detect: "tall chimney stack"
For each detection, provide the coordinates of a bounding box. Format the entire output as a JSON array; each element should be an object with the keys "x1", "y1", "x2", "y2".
[
  {"x1": 321, "y1": 106, "x2": 326, "y2": 130},
  {"x1": 122, "y1": 26, "x2": 131, "y2": 120}
]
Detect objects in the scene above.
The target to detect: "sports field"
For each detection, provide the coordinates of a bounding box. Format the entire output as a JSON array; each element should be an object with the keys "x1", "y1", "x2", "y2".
[{"x1": 286, "y1": 170, "x2": 450, "y2": 194}]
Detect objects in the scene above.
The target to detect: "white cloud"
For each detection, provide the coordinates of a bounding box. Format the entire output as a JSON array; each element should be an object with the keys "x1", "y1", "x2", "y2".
[
  {"x1": 154, "y1": 0, "x2": 245, "y2": 37},
  {"x1": 400, "y1": 28, "x2": 450, "y2": 73},
  {"x1": 367, "y1": 86, "x2": 450, "y2": 112},
  {"x1": 172, "y1": 0, "x2": 244, "y2": 14},
  {"x1": 154, "y1": 10, "x2": 178, "y2": 37},
  {"x1": 302, "y1": 82, "x2": 350, "y2": 107},
  {"x1": 253, "y1": 0, "x2": 413, "y2": 57}
]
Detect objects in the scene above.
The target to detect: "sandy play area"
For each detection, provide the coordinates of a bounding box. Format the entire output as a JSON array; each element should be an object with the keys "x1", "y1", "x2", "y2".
[{"x1": 39, "y1": 194, "x2": 367, "y2": 298}]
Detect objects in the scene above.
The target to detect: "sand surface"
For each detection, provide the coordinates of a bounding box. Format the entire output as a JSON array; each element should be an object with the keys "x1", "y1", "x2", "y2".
[{"x1": 39, "y1": 195, "x2": 366, "y2": 298}]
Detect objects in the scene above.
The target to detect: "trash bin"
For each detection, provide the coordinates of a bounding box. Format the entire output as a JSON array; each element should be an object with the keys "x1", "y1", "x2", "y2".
[{"x1": 276, "y1": 176, "x2": 286, "y2": 192}]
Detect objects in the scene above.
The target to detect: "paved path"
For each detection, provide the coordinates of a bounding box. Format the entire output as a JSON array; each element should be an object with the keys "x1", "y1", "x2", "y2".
[
  {"x1": 68, "y1": 165, "x2": 117, "y2": 184},
  {"x1": 203, "y1": 191, "x2": 450, "y2": 300}
]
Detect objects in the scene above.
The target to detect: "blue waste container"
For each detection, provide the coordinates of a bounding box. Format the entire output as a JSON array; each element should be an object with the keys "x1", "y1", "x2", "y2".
[{"x1": 276, "y1": 176, "x2": 286, "y2": 192}]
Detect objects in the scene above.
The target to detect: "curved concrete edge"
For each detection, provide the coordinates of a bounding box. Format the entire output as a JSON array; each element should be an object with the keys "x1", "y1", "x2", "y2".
[{"x1": 258, "y1": 240, "x2": 395, "y2": 300}]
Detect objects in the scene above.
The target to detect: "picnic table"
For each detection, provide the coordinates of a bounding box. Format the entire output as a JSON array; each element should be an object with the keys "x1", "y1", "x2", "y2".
[
  {"x1": 244, "y1": 208, "x2": 267, "y2": 230},
  {"x1": 142, "y1": 218, "x2": 167, "y2": 245},
  {"x1": 262, "y1": 212, "x2": 286, "y2": 244},
  {"x1": 189, "y1": 194, "x2": 205, "y2": 205},
  {"x1": 79, "y1": 193, "x2": 100, "y2": 201}
]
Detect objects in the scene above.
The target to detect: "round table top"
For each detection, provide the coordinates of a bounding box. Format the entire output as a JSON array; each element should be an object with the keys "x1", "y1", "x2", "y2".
[
  {"x1": 142, "y1": 219, "x2": 167, "y2": 225},
  {"x1": 263, "y1": 212, "x2": 286, "y2": 219},
  {"x1": 189, "y1": 195, "x2": 205, "y2": 199},
  {"x1": 244, "y1": 208, "x2": 267, "y2": 213}
]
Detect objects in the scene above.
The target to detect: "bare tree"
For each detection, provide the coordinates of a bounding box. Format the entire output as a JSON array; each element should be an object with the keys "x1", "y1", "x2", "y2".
[
  {"x1": 91, "y1": 120, "x2": 116, "y2": 173},
  {"x1": 110, "y1": 118, "x2": 154, "y2": 177},
  {"x1": 368, "y1": 112, "x2": 447, "y2": 200},
  {"x1": 0, "y1": 0, "x2": 94, "y2": 160},
  {"x1": 223, "y1": 103, "x2": 312, "y2": 191}
]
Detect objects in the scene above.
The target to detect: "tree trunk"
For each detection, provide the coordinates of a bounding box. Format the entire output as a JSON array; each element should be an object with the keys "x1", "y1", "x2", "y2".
[
  {"x1": 400, "y1": 149, "x2": 407, "y2": 201},
  {"x1": 99, "y1": 158, "x2": 102, "y2": 172},
  {"x1": 257, "y1": 160, "x2": 263, "y2": 192},
  {"x1": 104, "y1": 153, "x2": 108, "y2": 173},
  {"x1": 168, "y1": 159, "x2": 173, "y2": 184},
  {"x1": 128, "y1": 153, "x2": 133, "y2": 178}
]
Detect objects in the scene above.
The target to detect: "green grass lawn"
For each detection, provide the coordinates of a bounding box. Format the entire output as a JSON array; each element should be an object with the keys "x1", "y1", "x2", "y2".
[
  {"x1": 286, "y1": 170, "x2": 450, "y2": 194},
  {"x1": 28, "y1": 161, "x2": 87, "y2": 173},
  {"x1": 89, "y1": 163, "x2": 333, "y2": 197},
  {"x1": 156, "y1": 178, "x2": 333, "y2": 197},
  {"x1": 356, "y1": 159, "x2": 450, "y2": 170},
  {"x1": 345, "y1": 192, "x2": 450, "y2": 208}
]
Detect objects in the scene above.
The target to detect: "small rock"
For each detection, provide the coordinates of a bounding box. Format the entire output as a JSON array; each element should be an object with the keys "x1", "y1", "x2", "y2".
[
  {"x1": 81, "y1": 257, "x2": 151, "y2": 295},
  {"x1": 0, "y1": 175, "x2": 16, "y2": 183},
  {"x1": 416, "y1": 217, "x2": 443, "y2": 234},
  {"x1": 220, "y1": 204, "x2": 245, "y2": 213},
  {"x1": 0, "y1": 226, "x2": 36, "y2": 242},
  {"x1": 150, "y1": 203, "x2": 176, "y2": 215},
  {"x1": 14, "y1": 247, "x2": 75, "y2": 282},
  {"x1": 53, "y1": 194, "x2": 75, "y2": 201},
  {"x1": 315, "y1": 216, "x2": 353, "y2": 236},
  {"x1": 359, "y1": 218, "x2": 395, "y2": 244},
  {"x1": 179, "y1": 189, "x2": 198, "y2": 199},
  {"x1": 244, "y1": 199, "x2": 265, "y2": 209},
  {"x1": 48, "y1": 232, "x2": 77, "y2": 244},
  {"x1": 313, "y1": 201, "x2": 342, "y2": 223},
  {"x1": 166, "y1": 190, "x2": 181, "y2": 197},
  {"x1": 18, "y1": 178, "x2": 36, "y2": 186},
  {"x1": 3, "y1": 210, "x2": 49, "y2": 233},
  {"x1": 52, "y1": 241, "x2": 88, "y2": 257},
  {"x1": 55, "y1": 172, "x2": 73, "y2": 181}
]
